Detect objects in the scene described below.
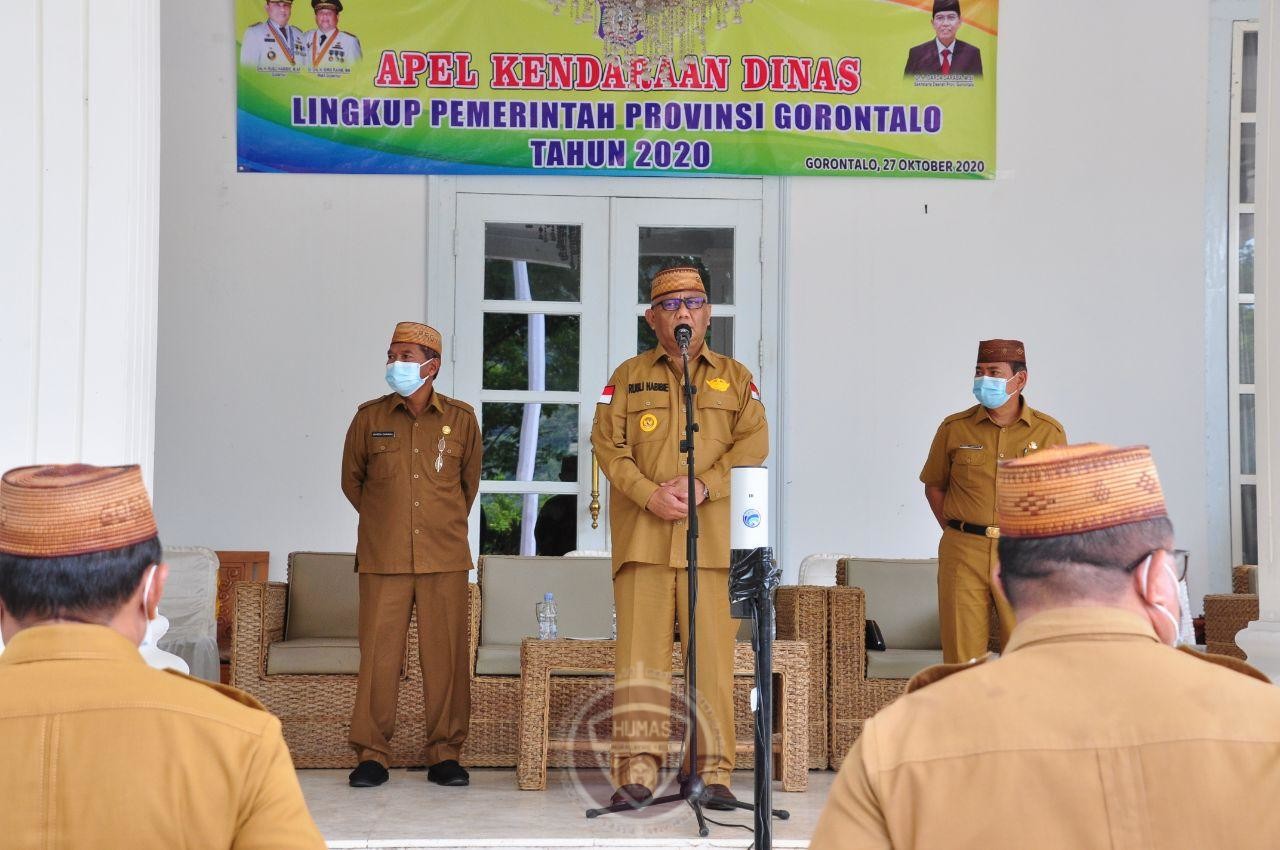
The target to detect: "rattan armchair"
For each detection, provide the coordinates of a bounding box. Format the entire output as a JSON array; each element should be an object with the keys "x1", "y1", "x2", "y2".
[
  {"x1": 828, "y1": 558, "x2": 1002, "y2": 765},
  {"x1": 1203, "y1": 565, "x2": 1259, "y2": 660},
  {"x1": 231, "y1": 580, "x2": 428, "y2": 767}
]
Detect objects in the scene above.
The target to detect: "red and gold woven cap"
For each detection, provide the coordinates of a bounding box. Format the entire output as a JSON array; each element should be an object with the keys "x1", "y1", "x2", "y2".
[
  {"x1": 0, "y1": 464, "x2": 158, "y2": 557},
  {"x1": 650, "y1": 267, "x2": 707, "y2": 301},
  {"x1": 391, "y1": 321, "x2": 443, "y2": 356},
  {"x1": 977, "y1": 339, "x2": 1025, "y2": 364},
  {"x1": 997, "y1": 444, "x2": 1167, "y2": 539}
]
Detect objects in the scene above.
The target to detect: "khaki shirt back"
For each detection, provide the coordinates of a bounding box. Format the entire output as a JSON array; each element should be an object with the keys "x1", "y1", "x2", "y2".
[
  {"x1": 591, "y1": 347, "x2": 768, "y2": 573},
  {"x1": 919, "y1": 400, "x2": 1066, "y2": 526},
  {"x1": 341, "y1": 390, "x2": 482, "y2": 573},
  {"x1": 810, "y1": 608, "x2": 1280, "y2": 850},
  {"x1": 0, "y1": 624, "x2": 325, "y2": 850}
]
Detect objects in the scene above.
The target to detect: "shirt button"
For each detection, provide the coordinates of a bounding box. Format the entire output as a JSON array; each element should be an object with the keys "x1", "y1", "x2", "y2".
[
  {"x1": 645, "y1": 401, "x2": 652, "y2": 407},
  {"x1": 414, "y1": 448, "x2": 420, "y2": 453},
  {"x1": 413, "y1": 473, "x2": 419, "y2": 479},
  {"x1": 999, "y1": 453, "x2": 1004, "y2": 459},
  {"x1": 414, "y1": 501, "x2": 420, "y2": 507},
  {"x1": 414, "y1": 529, "x2": 420, "y2": 535},
  {"x1": 414, "y1": 422, "x2": 419, "y2": 428}
]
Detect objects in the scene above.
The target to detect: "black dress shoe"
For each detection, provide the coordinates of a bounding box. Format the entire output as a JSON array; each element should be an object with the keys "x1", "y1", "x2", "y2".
[
  {"x1": 703, "y1": 783, "x2": 738, "y2": 811},
  {"x1": 427, "y1": 759, "x2": 470, "y2": 786},
  {"x1": 348, "y1": 760, "x2": 389, "y2": 787},
  {"x1": 610, "y1": 783, "x2": 653, "y2": 807}
]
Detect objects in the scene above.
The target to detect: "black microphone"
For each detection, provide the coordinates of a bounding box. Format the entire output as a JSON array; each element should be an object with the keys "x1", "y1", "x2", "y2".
[{"x1": 674, "y1": 323, "x2": 692, "y2": 354}]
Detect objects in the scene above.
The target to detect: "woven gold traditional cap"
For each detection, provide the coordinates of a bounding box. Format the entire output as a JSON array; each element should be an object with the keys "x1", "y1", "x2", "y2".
[
  {"x1": 391, "y1": 321, "x2": 443, "y2": 356},
  {"x1": 650, "y1": 267, "x2": 707, "y2": 301},
  {"x1": 997, "y1": 444, "x2": 1167, "y2": 539},
  {"x1": 977, "y1": 339, "x2": 1025, "y2": 364},
  {"x1": 0, "y1": 464, "x2": 158, "y2": 558}
]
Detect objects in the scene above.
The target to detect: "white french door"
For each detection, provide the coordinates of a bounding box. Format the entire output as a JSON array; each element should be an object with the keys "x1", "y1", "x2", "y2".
[{"x1": 452, "y1": 189, "x2": 764, "y2": 558}]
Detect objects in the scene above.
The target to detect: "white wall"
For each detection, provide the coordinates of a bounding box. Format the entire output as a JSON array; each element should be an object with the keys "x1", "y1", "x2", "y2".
[
  {"x1": 781, "y1": 1, "x2": 1222, "y2": 605},
  {"x1": 157, "y1": 0, "x2": 1228, "y2": 605},
  {"x1": 1, "y1": 1, "x2": 160, "y2": 483},
  {"x1": 154, "y1": 0, "x2": 426, "y2": 576}
]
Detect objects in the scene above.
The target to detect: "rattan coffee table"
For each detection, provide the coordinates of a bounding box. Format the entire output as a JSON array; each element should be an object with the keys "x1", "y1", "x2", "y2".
[{"x1": 515, "y1": 637, "x2": 809, "y2": 791}]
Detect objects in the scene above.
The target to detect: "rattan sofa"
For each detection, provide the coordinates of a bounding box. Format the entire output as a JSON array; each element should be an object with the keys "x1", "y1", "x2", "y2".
[{"x1": 232, "y1": 552, "x2": 829, "y2": 771}]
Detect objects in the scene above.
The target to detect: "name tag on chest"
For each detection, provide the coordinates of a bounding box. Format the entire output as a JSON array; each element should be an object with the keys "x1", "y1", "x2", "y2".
[{"x1": 628, "y1": 381, "x2": 670, "y2": 393}]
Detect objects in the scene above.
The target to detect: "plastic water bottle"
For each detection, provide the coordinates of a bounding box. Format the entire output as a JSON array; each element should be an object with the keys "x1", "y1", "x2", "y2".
[{"x1": 536, "y1": 592, "x2": 558, "y2": 640}]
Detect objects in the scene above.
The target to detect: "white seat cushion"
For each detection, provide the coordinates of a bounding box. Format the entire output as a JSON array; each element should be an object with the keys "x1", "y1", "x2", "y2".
[
  {"x1": 841, "y1": 558, "x2": 942, "y2": 650},
  {"x1": 797, "y1": 552, "x2": 850, "y2": 587},
  {"x1": 479, "y1": 555, "x2": 614, "y2": 648},
  {"x1": 267, "y1": 637, "x2": 360, "y2": 675},
  {"x1": 866, "y1": 648, "x2": 944, "y2": 680},
  {"x1": 475, "y1": 644, "x2": 521, "y2": 676}
]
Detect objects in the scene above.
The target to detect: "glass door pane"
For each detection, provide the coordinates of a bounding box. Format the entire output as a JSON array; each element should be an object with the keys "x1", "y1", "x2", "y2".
[
  {"x1": 609, "y1": 198, "x2": 762, "y2": 385},
  {"x1": 456, "y1": 195, "x2": 610, "y2": 556}
]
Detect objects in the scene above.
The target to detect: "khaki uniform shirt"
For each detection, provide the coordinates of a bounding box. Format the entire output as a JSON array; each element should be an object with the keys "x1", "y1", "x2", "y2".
[
  {"x1": 919, "y1": 400, "x2": 1066, "y2": 526},
  {"x1": 341, "y1": 390, "x2": 481, "y2": 573},
  {"x1": 0, "y1": 624, "x2": 325, "y2": 850},
  {"x1": 810, "y1": 608, "x2": 1280, "y2": 850},
  {"x1": 239, "y1": 22, "x2": 306, "y2": 74},
  {"x1": 591, "y1": 346, "x2": 768, "y2": 573}
]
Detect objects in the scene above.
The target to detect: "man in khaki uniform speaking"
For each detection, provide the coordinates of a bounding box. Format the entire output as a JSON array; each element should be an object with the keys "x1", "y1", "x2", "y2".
[
  {"x1": 342, "y1": 321, "x2": 481, "y2": 789},
  {"x1": 920, "y1": 339, "x2": 1065, "y2": 662},
  {"x1": 591, "y1": 266, "x2": 768, "y2": 810},
  {"x1": 812, "y1": 444, "x2": 1280, "y2": 850},
  {"x1": 0, "y1": 463, "x2": 324, "y2": 849}
]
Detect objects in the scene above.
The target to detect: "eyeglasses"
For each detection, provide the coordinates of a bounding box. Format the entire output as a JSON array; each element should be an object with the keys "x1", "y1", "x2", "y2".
[
  {"x1": 654, "y1": 296, "x2": 708, "y2": 312},
  {"x1": 1127, "y1": 549, "x2": 1189, "y2": 582}
]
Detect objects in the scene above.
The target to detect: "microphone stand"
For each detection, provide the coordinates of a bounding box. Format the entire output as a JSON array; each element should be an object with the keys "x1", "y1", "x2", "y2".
[{"x1": 587, "y1": 331, "x2": 787, "y2": 841}]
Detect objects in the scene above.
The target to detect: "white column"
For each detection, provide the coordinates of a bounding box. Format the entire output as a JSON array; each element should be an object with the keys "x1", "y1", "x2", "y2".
[
  {"x1": 1239, "y1": 0, "x2": 1280, "y2": 680},
  {"x1": 0, "y1": 2, "x2": 161, "y2": 487}
]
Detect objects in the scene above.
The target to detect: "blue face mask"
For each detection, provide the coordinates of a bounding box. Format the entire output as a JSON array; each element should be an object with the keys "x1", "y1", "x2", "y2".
[
  {"x1": 972, "y1": 376, "x2": 1011, "y2": 409},
  {"x1": 385, "y1": 360, "x2": 429, "y2": 397}
]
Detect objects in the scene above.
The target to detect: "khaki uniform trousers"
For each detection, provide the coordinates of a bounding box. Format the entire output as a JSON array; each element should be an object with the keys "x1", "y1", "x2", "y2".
[
  {"x1": 612, "y1": 562, "x2": 739, "y2": 790},
  {"x1": 938, "y1": 527, "x2": 1015, "y2": 663},
  {"x1": 349, "y1": 571, "x2": 470, "y2": 767}
]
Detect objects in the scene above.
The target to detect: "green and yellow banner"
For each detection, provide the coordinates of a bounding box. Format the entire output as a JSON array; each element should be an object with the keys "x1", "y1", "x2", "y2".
[{"x1": 236, "y1": 0, "x2": 998, "y2": 178}]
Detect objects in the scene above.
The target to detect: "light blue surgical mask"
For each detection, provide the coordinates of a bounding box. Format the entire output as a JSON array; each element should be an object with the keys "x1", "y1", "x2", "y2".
[
  {"x1": 972, "y1": 376, "x2": 1010, "y2": 409},
  {"x1": 386, "y1": 360, "x2": 429, "y2": 396}
]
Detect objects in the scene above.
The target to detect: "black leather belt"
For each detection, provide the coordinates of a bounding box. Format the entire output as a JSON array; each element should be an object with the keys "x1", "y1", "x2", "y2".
[{"x1": 948, "y1": 519, "x2": 1000, "y2": 539}]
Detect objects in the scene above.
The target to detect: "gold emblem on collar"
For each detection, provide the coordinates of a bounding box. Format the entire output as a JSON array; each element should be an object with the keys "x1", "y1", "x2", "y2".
[
  {"x1": 442, "y1": 425, "x2": 452, "y2": 436},
  {"x1": 706, "y1": 377, "x2": 729, "y2": 392}
]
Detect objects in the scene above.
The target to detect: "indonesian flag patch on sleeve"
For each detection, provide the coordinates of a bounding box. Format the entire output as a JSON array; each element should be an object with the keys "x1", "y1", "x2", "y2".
[
  {"x1": 750, "y1": 382, "x2": 761, "y2": 401},
  {"x1": 599, "y1": 385, "x2": 615, "y2": 405}
]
